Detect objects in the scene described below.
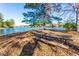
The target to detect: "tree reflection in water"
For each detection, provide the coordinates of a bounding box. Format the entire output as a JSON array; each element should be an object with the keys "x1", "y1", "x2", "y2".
[{"x1": 0, "y1": 29, "x2": 4, "y2": 35}]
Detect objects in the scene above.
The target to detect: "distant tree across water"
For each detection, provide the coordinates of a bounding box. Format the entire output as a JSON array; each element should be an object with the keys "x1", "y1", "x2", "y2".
[
  {"x1": 3, "y1": 19, "x2": 14, "y2": 28},
  {"x1": 0, "y1": 13, "x2": 4, "y2": 27},
  {"x1": 0, "y1": 13, "x2": 14, "y2": 28}
]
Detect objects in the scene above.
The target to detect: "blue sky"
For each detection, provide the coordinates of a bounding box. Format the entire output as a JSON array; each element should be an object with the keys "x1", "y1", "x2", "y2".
[
  {"x1": 0, "y1": 3, "x2": 26, "y2": 26},
  {"x1": 0, "y1": 3, "x2": 76, "y2": 26}
]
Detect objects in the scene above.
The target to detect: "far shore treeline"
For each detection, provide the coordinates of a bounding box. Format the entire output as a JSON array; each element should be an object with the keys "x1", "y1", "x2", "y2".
[{"x1": 0, "y1": 13, "x2": 14, "y2": 28}]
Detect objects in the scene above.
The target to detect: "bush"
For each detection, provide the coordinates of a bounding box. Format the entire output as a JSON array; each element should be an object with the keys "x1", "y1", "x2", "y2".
[
  {"x1": 63, "y1": 23, "x2": 76, "y2": 31},
  {"x1": 3, "y1": 19, "x2": 14, "y2": 28}
]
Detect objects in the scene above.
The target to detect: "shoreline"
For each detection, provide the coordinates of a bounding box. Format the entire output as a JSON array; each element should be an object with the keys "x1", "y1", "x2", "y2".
[
  {"x1": 0, "y1": 30, "x2": 30, "y2": 37},
  {"x1": 0, "y1": 29, "x2": 79, "y2": 37},
  {"x1": 0, "y1": 28, "x2": 5, "y2": 30}
]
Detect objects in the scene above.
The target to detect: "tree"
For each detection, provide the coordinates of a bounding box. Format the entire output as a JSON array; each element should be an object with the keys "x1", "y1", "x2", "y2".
[
  {"x1": 22, "y1": 3, "x2": 52, "y2": 28},
  {"x1": 34, "y1": 18, "x2": 52, "y2": 27},
  {"x1": 63, "y1": 23, "x2": 76, "y2": 31},
  {"x1": 4, "y1": 19, "x2": 14, "y2": 28},
  {"x1": 22, "y1": 12, "x2": 37, "y2": 26},
  {"x1": 76, "y1": 3, "x2": 79, "y2": 32},
  {"x1": 23, "y1": 3, "x2": 77, "y2": 29},
  {"x1": 52, "y1": 16, "x2": 62, "y2": 27},
  {"x1": 63, "y1": 18, "x2": 76, "y2": 31},
  {"x1": 3, "y1": 21, "x2": 8, "y2": 28},
  {"x1": 51, "y1": 3, "x2": 77, "y2": 30},
  {"x1": 0, "y1": 13, "x2": 4, "y2": 27},
  {"x1": 0, "y1": 13, "x2": 14, "y2": 28},
  {"x1": 0, "y1": 18, "x2": 3, "y2": 27}
]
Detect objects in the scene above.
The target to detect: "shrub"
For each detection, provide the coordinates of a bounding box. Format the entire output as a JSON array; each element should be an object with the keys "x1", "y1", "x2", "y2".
[{"x1": 63, "y1": 23, "x2": 76, "y2": 31}]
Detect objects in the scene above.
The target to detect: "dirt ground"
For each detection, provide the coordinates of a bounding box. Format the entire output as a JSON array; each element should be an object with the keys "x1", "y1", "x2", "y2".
[{"x1": 0, "y1": 30, "x2": 79, "y2": 56}]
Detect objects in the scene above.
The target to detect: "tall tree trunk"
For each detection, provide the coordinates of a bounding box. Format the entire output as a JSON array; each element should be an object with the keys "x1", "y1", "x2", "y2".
[{"x1": 76, "y1": 4, "x2": 79, "y2": 32}]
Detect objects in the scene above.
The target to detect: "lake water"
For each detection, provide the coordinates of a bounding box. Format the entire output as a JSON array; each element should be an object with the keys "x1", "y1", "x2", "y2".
[
  {"x1": 47, "y1": 27, "x2": 65, "y2": 31},
  {"x1": 0, "y1": 27, "x2": 65, "y2": 35}
]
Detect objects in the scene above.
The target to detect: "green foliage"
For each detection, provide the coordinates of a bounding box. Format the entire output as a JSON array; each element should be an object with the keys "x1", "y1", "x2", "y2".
[
  {"x1": 34, "y1": 19, "x2": 43, "y2": 27},
  {"x1": 63, "y1": 23, "x2": 76, "y2": 31},
  {"x1": 0, "y1": 13, "x2": 14, "y2": 28},
  {"x1": 27, "y1": 19, "x2": 53, "y2": 28},
  {"x1": 22, "y1": 3, "x2": 52, "y2": 27},
  {"x1": 52, "y1": 16, "x2": 62, "y2": 27},
  {"x1": 4, "y1": 19, "x2": 14, "y2": 28},
  {"x1": 0, "y1": 19, "x2": 3, "y2": 27},
  {"x1": 23, "y1": 3, "x2": 77, "y2": 30},
  {"x1": 47, "y1": 24, "x2": 55, "y2": 27},
  {"x1": 24, "y1": 3, "x2": 39, "y2": 9},
  {"x1": 6, "y1": 19, "x2": 14, "y2": 28},
  {"x1": 63, "y1": 18, "x2": 76, "y2": 31},
  {"x1": 33, "y1": 19, "x2": 52, "y2": 27},
  {"x1": 3, "y1": 22, "x2": 8, "y2": 28},
  {"x1": 0, "y1": 13, "x2": 3, "y2": 19},
  {"x1": 0, "y1": 13, "x2": 4, "y2": 27}
]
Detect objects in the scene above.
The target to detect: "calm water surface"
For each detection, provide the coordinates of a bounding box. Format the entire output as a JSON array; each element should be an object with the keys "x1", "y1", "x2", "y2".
[
  {"x1": 0, "y1": 28, "x2": 43, "y2": 35},
  {"x1": 0, "y1": 27, "x2": 65, "y2": 35}
]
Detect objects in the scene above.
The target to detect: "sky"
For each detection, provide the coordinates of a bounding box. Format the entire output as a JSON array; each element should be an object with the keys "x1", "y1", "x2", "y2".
[
  {"x1": 0, "y1": 3, "x2": 26, "y2": 26},
  {"x1": 0, "y1": 3, "x2": 76, "y2": 26}
]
